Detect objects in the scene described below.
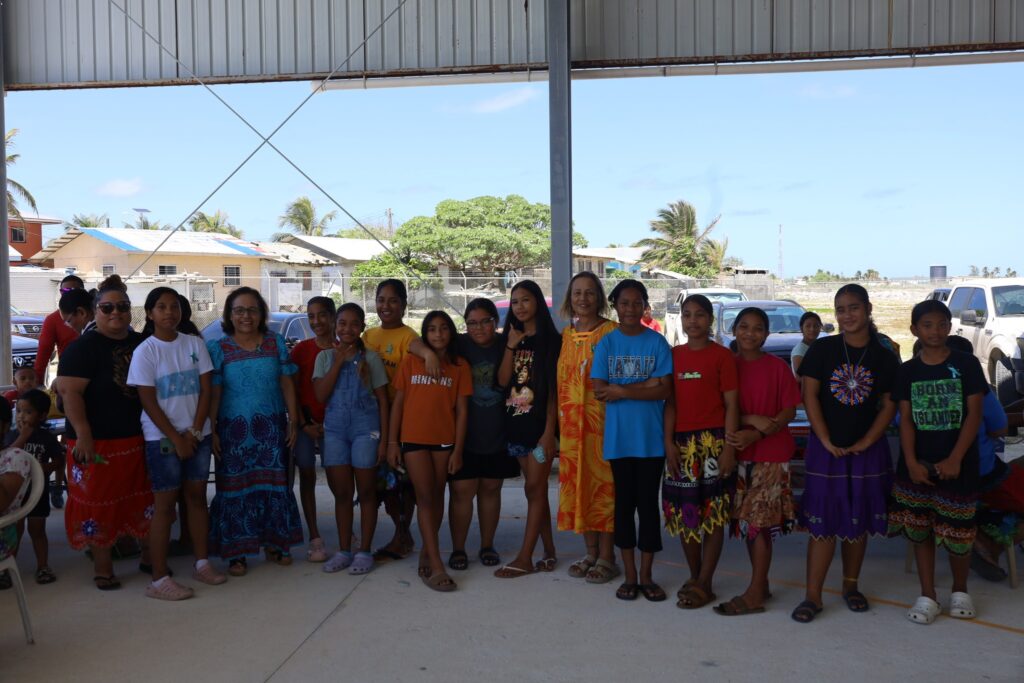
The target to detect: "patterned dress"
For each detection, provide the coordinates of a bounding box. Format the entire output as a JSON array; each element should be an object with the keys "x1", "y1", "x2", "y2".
[
  {"x1": 0, "y1": 447, "x2": 32, "y2": 560},
  {"x1": 557, "y1": 320, "x2": 617, "y2": 534},
  {"x1": 207, "y1": 333, "x2": 303, "y2": 559}
]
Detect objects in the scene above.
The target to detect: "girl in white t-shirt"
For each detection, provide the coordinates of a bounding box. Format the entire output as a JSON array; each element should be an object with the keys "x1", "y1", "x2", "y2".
[{"x1": 127, "y1": 287, "x2": 225, "y2": 600}]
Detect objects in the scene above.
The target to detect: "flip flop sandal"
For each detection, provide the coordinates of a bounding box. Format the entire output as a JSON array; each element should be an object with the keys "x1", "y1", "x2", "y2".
[
  {"x1": 534, "y1": 556, "x2": 557, "y2": 572},
  {"x1": 264, "y1": 548, "x2": 293, "y2": 566},
  {"x1": 494, "y1": 564, "x2": 535, "y2": 579},
  {"x1": 35, "y1": 567, "x2": 57, "y2": 584},
  {"x1": 373, "y1": 547, "x2": 406, "y2": 563},
  {"x1": 676, "y1": 578, "x2": 696, "y2": 600},
  {"x1": 791, "y1": 600, "x2": 823, "y2": 624},
  {"x1": 418, "y1": 565, "x2": 432, "y2": 579},
  {"x1": 676, "y1": 585, "x2": 716, "y2": 610},
  {"x1": 423, "y1": 572, "x2": 457, "y2": 592},
  {"x1": 448, "y1": 550, "x2": 469, "y2": 571},
  {"x1": 93, "y1": 575, "x2": 121, "y2": 591},
  {"x1": 949, "y1": 591, "x2": 976, "y2": 619},
  {"x1": 585, "y1": 559, "x2": 621, "y2": 585},
  {"x1": 970, "y1": 549, "x2": 1007, "y2": 582},
  {"x1": 568, "y1": 554, "x2": 597, "y2": 578},
  {"x1": 615, "y1": 582, "x2": 640, "y2": 601},
  {"x1": 228, "y1": 559, "x2": 247, "y2": 577},
  {"x1": 349, "y1": 552, "x2": 375, "y2": 575},
  {"x1": 639, "y1": 583, "x2": 667, "y2": 602},
  {"x1": 842, "y1": 589, "x2": 870, "y2": 613},
  {"x1": 714, "y1": 595, "x2": 766, "y2": 616},
  {"x1": 478, "y1": 547, "x2": 501, "y2": 567},
  {"x1": 907, "y1": 596, "x2": 941, "y2": 625}
]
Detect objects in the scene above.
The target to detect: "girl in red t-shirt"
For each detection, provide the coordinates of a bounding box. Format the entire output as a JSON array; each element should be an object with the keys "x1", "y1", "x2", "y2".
[{"x1": 720, "y1": 307, "x2": 801, "y2": 616}]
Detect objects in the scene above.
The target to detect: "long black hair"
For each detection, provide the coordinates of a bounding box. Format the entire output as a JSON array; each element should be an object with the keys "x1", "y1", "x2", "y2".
[
  {"x1": 421, "y1": 310, "x2": 460, "y2": 365},
  {"x1": 502, "y1": 279, "x2": 560, "y2": 404},
  {"x1": 177, "y1": 294, "x2": 201, "y2": 336},
  {"x1": 337, "y1": 302, "x2": 371, "y2": 388},
  {"x1": 141, "y1": 286, "x2": 180, "y2": 339},
  {"x1": 59, "y1": 288, "x2": 94, "y2": 316}
]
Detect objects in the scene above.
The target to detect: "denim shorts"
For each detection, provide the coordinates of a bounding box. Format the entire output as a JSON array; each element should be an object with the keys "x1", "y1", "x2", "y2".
[
  {"x1": 144, "y1": 435, "x2": 213, "y2": 492},
  {"x1": 323, "y1": 430, "x2": 379, "y2": 469},
  {"x1": 292, "y1": 429, "x2": 324, "y2": 469}
]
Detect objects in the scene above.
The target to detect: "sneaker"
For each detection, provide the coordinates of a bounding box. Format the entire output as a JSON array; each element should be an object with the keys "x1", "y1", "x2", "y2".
[
  {"x1": 192, "y1": 562, "x2": 227, "y2": 586},
  {"x1": 145, "y1": 577, "x2": 194, "y2": 601},
  {"x1": 323, "y1": 551, "x2": 354, "y2": 573},
  {"x1": 50, "y1": 487, "x2": 64, "y2": 509},
  {"x1": 306, "y1": 537, "x2": 328, "y2": 563}
]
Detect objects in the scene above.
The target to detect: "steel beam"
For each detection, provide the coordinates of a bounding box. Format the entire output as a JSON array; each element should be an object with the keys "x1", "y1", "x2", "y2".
[
  {"x1": 0, "y1": 5, "x2": 12, "y2": 388},
  {"x1": 548, "y1": 0, "x2": 572, "y2": 319}
]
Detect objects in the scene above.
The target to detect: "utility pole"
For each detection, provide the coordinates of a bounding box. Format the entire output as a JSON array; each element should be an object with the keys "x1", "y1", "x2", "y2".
[
  {"x1": 386, "y1": 208, "x2": 393, "y2": 234},
  {"x1": 777, "y1": 224, "x2": 784, "y2": 281}
]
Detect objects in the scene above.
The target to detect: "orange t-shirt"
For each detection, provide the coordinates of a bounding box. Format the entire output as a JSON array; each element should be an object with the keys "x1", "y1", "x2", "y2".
[
  {"x1": 393, "y1": 354, "x2": 473, "y2": 445},
  {"x1": 672, "y1": 342, "x2": 738, "y2": 432}
]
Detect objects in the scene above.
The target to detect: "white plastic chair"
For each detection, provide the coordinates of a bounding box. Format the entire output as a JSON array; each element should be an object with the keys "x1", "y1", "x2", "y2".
[{"x1": 0, "y1": 456, "x2": 45, "y2": 644}]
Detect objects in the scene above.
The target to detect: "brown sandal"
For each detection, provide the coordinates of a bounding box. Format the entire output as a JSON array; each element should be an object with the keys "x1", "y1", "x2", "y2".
[
  {"x1": 423, "y1": 572, "x2": 457, "y2": 592},
  {"x1": 676, "y1": 584, "x2": 716, "y2": 609},
  {"x1": 713, "y1": 595, "x2": 766, "y2": 616}
]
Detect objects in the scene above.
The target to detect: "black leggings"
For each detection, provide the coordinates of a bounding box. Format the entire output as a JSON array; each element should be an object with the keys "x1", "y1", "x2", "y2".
[{"x1": 610, "y1": 457, "x2": 665, "y2": 553}]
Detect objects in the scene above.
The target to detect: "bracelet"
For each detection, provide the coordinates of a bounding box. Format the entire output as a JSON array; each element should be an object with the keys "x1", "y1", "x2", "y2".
[{"x1": 506, "y1": 345, "x2": 516, "y2": 351}]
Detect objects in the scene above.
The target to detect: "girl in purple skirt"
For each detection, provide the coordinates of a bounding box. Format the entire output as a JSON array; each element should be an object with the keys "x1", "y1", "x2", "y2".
[{"x1": 791, "y1": 284, "x2": 900, "y2": 624}]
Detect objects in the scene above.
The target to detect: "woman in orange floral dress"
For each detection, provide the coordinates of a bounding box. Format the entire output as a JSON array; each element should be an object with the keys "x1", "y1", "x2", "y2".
[{"x1": 557, "y1": 272, "x2": 619, "y2": 583}]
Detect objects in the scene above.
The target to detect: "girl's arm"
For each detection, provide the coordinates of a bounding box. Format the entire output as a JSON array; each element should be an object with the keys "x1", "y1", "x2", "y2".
[
  {"x1": 280, "y1": 374, "x2": 300, "y2": 449},
  {"x1": 193, "y1": 372, "x2": 213, "y2": 441},
  {"x1": 719, "y1": 389, "x2": 739, "y2": 476},
  {"x1": 539, "y1": 392, "x2": 558, "y2": 458},
  {"x1": 497, "y1": 329, "x2": 526, "y2": 387},
  {"x1": 313, "y1": 349, "x2": 346, "y2": 404},
  {"x1": 899, "y1": 398, "x2": 931, "y2": 485},
  {"x1": 936, "y1": 392, "x2": 984, "y2": 480},
  {"x1": 58, "y1": 377, "x2": 93, "y2": 464},
  {"x1": 374, "y1": 386, "x2": 390, "y2": 465},
  {"x1": 387, "y1": 390, "x2": 405, "y2": 470},
  {"x1": 136, "y1": 385, "x2": 195, "y2": 460},
  {"x1": 791, "y1": 354, "x2": 804, "y2": 374},
  {"x1": 209, "y1": 384, "x2": 222, "y2": 457},
  {"x1": 599, "y1": 375, "x2": 672, "y2": 402},
  {"x1": 409, "y1": 338, "x2": 441, "y2": 378},
  {"x1": 33, "y1": 316, "x2": 58, "y2": 379},
  {"x1": 664, "y1": 394, "x2": 681, "y2": 478},
  {"x1": 846, "y1": 393, "x2": 896, "y2": 454},
  {"x1": 802, "y1": 376, "x2": 843, "y2": 457},
  {"x1": 450, "y1": 395, "x2": 469, "y2": 474}
]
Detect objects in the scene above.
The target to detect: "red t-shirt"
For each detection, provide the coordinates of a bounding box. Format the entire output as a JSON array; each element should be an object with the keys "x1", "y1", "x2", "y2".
[
  {"x1": 735, "y1": 353, "x2": 802, "y2": 463},
  {"x1": 641, "y1": 318, "x2": 662, "y2": 333},
  {"x1": 3, "y1": 389, "x2": 18, "y2": 408},
  {"x1": 672, "y1": 342, "x2": 737, "y2": 432},
  {"x1": 34, "y1": 309, "x2": 80, "y2": 378},
  {"x1": 290, "y1": 338, "x2": 328, "y2": 423}
]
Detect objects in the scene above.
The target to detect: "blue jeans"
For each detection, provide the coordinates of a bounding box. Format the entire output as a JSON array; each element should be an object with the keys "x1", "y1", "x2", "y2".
[
  {"x1": 322, "y1": 352, "x2": 381, "y2": 469},
  {"x1": 292, "y1": 429, "x2": 324, "y2": 469},
  {"x1": 144, "y1": 435, "x2": 212, "y2": 492}
]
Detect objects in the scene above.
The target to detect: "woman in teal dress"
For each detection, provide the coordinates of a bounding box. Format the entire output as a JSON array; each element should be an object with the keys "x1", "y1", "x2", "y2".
[{"x1": 206, "y1": 288, "x2": 303, "y2": 575}]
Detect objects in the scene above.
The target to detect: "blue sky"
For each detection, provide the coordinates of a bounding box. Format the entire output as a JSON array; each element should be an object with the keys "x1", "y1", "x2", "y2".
[{"x1": 6, "y1": 60, "x2": 1023, "y2": 278}]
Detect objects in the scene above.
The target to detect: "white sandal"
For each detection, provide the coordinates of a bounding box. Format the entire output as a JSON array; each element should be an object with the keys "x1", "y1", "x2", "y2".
[
  {"x1": 949, "y1": 591, "x2": 976, "y2": 619},
  {"x1": 907, "y1": 596, "x2": 941, "y2": 625}
]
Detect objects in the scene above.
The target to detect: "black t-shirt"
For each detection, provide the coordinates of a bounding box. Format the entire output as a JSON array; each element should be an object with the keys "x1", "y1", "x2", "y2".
[
  {"x1": 798, "y1": 334, "x2": 900, "y2": 448},
  {"x1": 503, "y1": 334, "x2": 558, "y2": 447},
  {"x1": 456, "y1": 334, "x2": 506, "y2": 455},
  {"x1": 4, "y1": 427, "x2": 62, "y2": 466},
  {"x1": 892, "y1": 350, "x2": 987, "y2": 491},
  {"x1": 58, "y1": 330, "x2": 144, "y2": 440}
]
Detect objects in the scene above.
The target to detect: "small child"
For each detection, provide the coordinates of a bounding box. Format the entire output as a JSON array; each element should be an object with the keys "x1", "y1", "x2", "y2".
[
  {"x1": 387, "y1": 311, "x2": 472, "y2": 592},
  {"x1": 640, "y1": 304, "x2": 662, "y2": 334},
  {"x1": 889, "y1": 299, "x2": 986, "y2": 625},
  {"x1": 0, "y1": 399, "x2": 34, "y2": 590},
  {"x1": 789, "y1": 312, "x2": 822, "y2": 375},
  {"x1": 720, "y1": 308, "x2": 802, "y2": 615},
  {"x1": 314, "y1": 303, "x2": 390, "y2": 575},
  {"x1": 3, "y1": 367, "x2": 38, "y2": 407},
  {"x1": 4, "y1": 389, "x2": 61, "y2": 584}
]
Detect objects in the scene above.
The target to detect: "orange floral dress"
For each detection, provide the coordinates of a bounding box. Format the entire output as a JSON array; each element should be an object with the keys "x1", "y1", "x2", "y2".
[{"x1": 557, "y1": 320, "x2": 617, "y2": 533}]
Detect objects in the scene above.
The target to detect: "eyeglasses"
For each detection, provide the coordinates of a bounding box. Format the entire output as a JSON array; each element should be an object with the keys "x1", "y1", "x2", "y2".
[
  {"x1": 231, "y1": 306, "x2": 261, "y2": 317},
  {"x1": 96, "y1": 301, "x2": 132, "y2": 314},
  {"x1": 466, "y1": 317, "x2": 496, "y2": 330},
  {"x1": 59, "y1": 286, "x2": 76, "y2": 294}
]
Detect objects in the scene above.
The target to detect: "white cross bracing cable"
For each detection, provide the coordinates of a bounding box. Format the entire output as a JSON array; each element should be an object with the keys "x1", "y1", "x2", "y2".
[{"x1": 110, "y1": 0, "x2": 456, "y2": 312}]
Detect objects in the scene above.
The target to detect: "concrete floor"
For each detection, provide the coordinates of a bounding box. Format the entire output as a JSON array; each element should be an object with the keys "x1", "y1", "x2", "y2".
[{"x1": 2, "y1": 478, "x2": 1022, "y2": 683}]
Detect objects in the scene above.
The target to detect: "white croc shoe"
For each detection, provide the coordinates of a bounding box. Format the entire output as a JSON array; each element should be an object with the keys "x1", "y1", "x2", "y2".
[
  {"x1": 907, "y1": 596, "x2": 941, "y2": 625},
  {"x1": 949, "y1": 591, "x2": 976, "y2": 619}
]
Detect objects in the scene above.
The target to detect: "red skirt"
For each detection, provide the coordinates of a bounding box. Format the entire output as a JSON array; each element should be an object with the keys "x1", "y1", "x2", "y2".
[{"x1": 65, "y1": 436, "x2": 154, "y2": 550}]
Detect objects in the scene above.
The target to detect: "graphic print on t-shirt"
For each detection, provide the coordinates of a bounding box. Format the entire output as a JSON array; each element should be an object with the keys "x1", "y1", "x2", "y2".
[
  {"x1": 829, "y1": 363, "x2": 875, "y2": 406},
  {"x1": 156, "y1": 369, "x2": 201, "y2": 400},
  {"x1": 607, "y1": 355, "x2": 655, "y2": 380},
  {"x1": 507, "y1": 349, "x2": 535, "y2": 416},
  {"x1": 910, "y1": 374, "x2": 963, "y2": 431},
  {"x1": 471, "y1": 362, "x2": 502, "y2": 408},
  {"x1": 112, "y1": 344, "x2": 138, "y2": 399}
]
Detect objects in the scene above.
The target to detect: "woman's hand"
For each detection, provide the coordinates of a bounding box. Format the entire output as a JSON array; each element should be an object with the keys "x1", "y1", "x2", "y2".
[
  {"x1": 821, "y1": 438, "x2": 846, "y2": 458},
  {"x1": 448, "y1": 451, "x2": 463, "y2": 475},
  {"x1": 539, "y1": 431, "x2": 557, "y2": 462},
  {"x1": 725, "y1": 429, "x2": 759, "y2": 451},
  {"x1": 423, "y1": 348, "x2": 442, "y2": 379},
  {"x1": 665, "y1": 441, "x2": 681, "y2": 479},
  {"x1": 506, "y1": 328, "x2": 527, "y2": 349},
  {"x1": 387, "y1": 443, "x2": 403, "y2": 471},
  {"x1": 211, "y1": 433, "x2": 221, "y2": 460},
  {"x1": 907, "y1": 459, "x2": 933, "y2": 486},
  {"x1": 935, "y1": 457, "x2": 961, "y2": 481},
  {"x1": 72, "y1": 435, "x2": 96, "y2": 465},
  {"x1": 746, "y1": 415, "x2": 777, "y2": 435},
  {"x1": 286, "y1": 420, "x2": 299, "y2": 449},
  {"x1": 596, "y1": 384, "x2": 625, "y2": 403},
  {"x1": 718, "y1": 449, "x2": 737, "y2": 478},
  {"x1": 376, "y1": 439, "x2": 387, "y2": 466},
  {"x1": 845, "y1": 438, "x2": 870, "y2": 455},
  {"x1": 302, "y1": 423, "x2": 320, "y2": 439},
  {"x1": 173, "y1": 433, "x2": 195, "y2": 461}
]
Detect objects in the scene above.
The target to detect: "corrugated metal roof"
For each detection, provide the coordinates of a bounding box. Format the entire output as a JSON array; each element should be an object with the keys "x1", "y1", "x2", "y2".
[
  {"x1": 5, "y1": 1, "x2": 1022, "y2": 89},
  {"x1": 574, "y1": 246, "x2": 647, "y2": 264},
  {"x1": 278, "y1": 235, "x2": 390, "y2": 263},
  {"x1": 251, "y1": 241, "x2": 335, "y2": 266}
]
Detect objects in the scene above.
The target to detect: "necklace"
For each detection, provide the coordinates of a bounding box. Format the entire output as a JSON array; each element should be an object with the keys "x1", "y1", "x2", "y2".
[{"x1": 842, "y1": 336, "x2": 869, "y2": 391}]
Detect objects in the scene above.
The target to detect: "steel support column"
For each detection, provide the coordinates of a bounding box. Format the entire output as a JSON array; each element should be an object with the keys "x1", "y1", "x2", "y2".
[
  {"x1": 547, "y1": 0, "x2": 572, "y2": 318},
  {"x1": 0, "y1": 4, "x2": 12, "y2": 388}
]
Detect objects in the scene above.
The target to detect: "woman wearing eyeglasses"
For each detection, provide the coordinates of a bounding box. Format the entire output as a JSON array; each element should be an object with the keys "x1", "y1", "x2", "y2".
[
  {"x1": 205, "y1": 287, "x2": 303, "y2": 577},
  {"x1": 57, "y1": 275, "x2": 154, "y2": 590}
]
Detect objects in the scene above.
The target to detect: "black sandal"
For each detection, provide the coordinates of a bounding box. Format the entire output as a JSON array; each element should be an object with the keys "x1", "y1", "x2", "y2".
[
  {"x1": 616, "y1": 582, "x2": 640, "y2": 601},
  {"x1": 35, "y1": 567, "x2": 57, "y2": 584},
  {"x1": 93, "y1": 575, "x2": 121, "y2": 591},
  {"x1": 478, "y1": 547, "x2": 501, "y2": 567},
  {"x1": 842, "y1": 589, "x2": 870, "y2": 613},
  {"x1": 791, "y1": 600, "x2": 823, "y2": 623},
  {"x1": 639, "y1": 583, "x2": 667, "y2": 602},
  {"x1": 448, "y1": 550, "x2": 469, "y2": 571}
]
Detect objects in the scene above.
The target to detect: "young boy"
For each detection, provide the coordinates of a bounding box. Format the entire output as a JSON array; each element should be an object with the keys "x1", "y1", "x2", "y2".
[
  {"x1": 889, "y1": 300, "x2": 986, "y2": 625},
  {"x1": 4, "y1": 389, "x2": 62, "y2": 584},
  {"x1": 0, "y1": 399, "x2": 34, "y2": 590},
  {"x1": 3, "y1": 366, "x2": 38, "y2": 407}
]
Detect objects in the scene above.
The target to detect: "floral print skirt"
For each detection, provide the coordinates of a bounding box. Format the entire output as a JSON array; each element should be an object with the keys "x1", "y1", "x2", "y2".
[
  {"x1": 730, "y1": 461, "x2": 797, "y2": 540},
  {"x1": 662, "y1": 429, "x2": 733, "y2": 542}
]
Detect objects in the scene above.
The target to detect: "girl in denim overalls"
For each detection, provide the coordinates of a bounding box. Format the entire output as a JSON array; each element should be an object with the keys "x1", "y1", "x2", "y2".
[{"x1": 313, "y1": 303, "x2": 390, "y2": 575}]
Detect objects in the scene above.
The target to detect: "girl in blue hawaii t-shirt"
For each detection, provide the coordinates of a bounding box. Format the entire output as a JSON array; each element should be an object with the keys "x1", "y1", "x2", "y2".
[{"x1": 592, "y1": 279, "x2": 673, "y2": 603}]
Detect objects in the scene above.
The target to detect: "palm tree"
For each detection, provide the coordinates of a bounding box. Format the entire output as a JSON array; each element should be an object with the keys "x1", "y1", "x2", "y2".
[
  {"x1": 273, "y1": 196, "x2": 337, "y2": 241},
  {"x1": 63, "y1": 213, "x2": 110, "y2": 230},
  {"x1": 635, "y1": 200, "x2": 721, "y2": 277},
  {"x1": 189, "y1": 210, "x2": 242, "y2": 237},
  {"x1": 5, "y1": 129, "x2": 38, "y2": 223},
  {"x1": 124, "y1": 215, "x2": 166, "y2": 230},
  {"x1": 700, "y1": 237, "x2": 729, "y2": 274}
]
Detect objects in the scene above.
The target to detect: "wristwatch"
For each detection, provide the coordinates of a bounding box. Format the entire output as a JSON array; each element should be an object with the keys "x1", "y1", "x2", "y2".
[{"x1": 188, "y1": 428, "x2": 203, "y2": 441}]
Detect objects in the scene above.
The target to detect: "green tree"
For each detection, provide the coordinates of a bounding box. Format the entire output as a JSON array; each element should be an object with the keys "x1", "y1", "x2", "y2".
[
  {"x1": 807, "y1": 268, "x2": 843, "y2": 283},
  {"x1": 273, "y1": 196, "x2": 337, "y2": 240},
  {"x1": 1007, "y1": 268, "x2": 1018, "y2": 277},
  {"x1": 864, "y1": 268, "x2": 881, "y2": 281},
  {"x1": 635, "y1": 200, "x2": 721, "y2": 278},
  {"x1": 969, "y1": 265, "x2": 980, "y2": 277},
  {"x1": 336, "y1": 224, "x2": 394, "y2": 240},
  {"x1": 982, "y1": 266, "x2": 991, "y2": 278},
  {"x1": 5, "y1": 129, "x2": 38, "y2": 223},
  {"x1": 350, "y1": 251, "x2": 437, "y2": 294},
  {"x1": 124, "y1": 215, "x2": 166, "y2": 230},
  {"x1": 700, "y1": 237, "x2": 730, "y2": 274},
  {"x1": 189, "y1": 210, "x2": 242, "y2": 237},
  {"x1": 63, "y1": 213, "x2": 109, "y2": 230}
]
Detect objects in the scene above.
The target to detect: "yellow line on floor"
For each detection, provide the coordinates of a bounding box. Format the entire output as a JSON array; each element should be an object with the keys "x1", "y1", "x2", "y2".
[{"x1": 654, "y1": 559, "x2": 1024, "y2": 636}]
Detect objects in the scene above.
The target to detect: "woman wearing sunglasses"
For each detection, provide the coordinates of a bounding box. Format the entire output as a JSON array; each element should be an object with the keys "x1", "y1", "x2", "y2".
[
  {"x1": 57, "y1": 275, "x2": 155, "y2": 590},
  {"x1": 33, "y1": 274, "x2": 85, "y2": 383}
]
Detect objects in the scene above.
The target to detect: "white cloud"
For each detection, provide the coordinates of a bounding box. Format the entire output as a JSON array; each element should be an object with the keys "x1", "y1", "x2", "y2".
[
  {"x1": 797, "y1": 84, "x2": 858, "y2": 100},
  {"x1": 96, "y1": 177, "x2": 143, "y2": 198},
  {"x1": 470, "y1": 87, "x2": 540, "y2": 113}
]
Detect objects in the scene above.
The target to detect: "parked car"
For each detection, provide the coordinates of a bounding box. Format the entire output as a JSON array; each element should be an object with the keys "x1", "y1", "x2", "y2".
[
  {"x1": 712, "y1": 300, "x2": 825, "y2": 365},
  {"x1": 925, "y1": 288, "x2": 951, "y2": 303},
  {"x1": 665, "y1": 288, "x2": 748, "y2": 345},
  {"x1": 10, "y1": 334, "x2": 38, "y2": 373},
  {"x1": 201, "y1": 312, "x2": 314, "y2": 349},
  {"x1": 10, "y1": 305, "x2": 45, "y2": 339},
  {"x1": 495, "y1": 297, "x2": 557, "y2": 332},
  {"x1": 946, "y1": 279, "x2": 1024, "y2": 404}
]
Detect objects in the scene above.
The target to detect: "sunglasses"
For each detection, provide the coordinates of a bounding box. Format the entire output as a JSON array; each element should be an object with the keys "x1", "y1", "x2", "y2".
[
  {"x1": 59, "y1": 286, "x2": 76, "y2": 294},
  {"x1": 96, "y1": 301, "x2": 132, "y2": 314}
]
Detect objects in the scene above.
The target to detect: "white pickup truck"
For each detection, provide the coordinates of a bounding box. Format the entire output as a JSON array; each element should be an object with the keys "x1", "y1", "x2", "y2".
[
  {"x1": 664, "y1": 287, "x2": 747, "y2": 346},
  {"x1": 946, "y1": 279, "x2": 1024, "y2": 404}
]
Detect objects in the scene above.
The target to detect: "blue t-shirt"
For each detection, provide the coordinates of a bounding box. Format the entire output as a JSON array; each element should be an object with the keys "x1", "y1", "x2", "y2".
[
  {"x1": 591, "y1": 328, "x2": 672, "y2": 460},
  {"x1": 978, "y1": 390, "x2": 1008, "y2": 477}
]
